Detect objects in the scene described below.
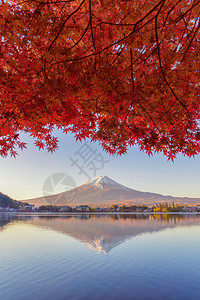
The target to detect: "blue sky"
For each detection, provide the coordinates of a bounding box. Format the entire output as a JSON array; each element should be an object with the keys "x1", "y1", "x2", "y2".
[{"x1": 0, "y1": 130, "x2": 200, "y2": 200}]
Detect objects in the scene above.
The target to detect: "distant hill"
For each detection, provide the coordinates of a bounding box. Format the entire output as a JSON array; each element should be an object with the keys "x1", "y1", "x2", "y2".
[
  {"x1": 0, "y1": 193, "x2": 27, "y2": 209},
  {"x1": 24, "y1": 176, "x2": 200, "y2": 207}
]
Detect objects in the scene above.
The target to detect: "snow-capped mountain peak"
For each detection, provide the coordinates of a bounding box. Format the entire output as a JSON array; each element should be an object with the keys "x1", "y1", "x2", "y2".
[
  {"x1": 25, "y1": 175, "x2": 200, "y2": 207},
  {"x1": 86, "y1": 176, "x2": 130, "y2": 191}
]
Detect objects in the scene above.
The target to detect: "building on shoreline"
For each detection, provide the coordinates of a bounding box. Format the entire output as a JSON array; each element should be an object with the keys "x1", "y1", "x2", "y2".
[
  {"x1": 19, "y1": 205, "x2": 35, "y2": 212},
  {"x1": 60, "y1": 206, "x2": 72, "y2": 212},
  {"x1": 76, "y1": 206, "x2": 90, "y2": 212}
]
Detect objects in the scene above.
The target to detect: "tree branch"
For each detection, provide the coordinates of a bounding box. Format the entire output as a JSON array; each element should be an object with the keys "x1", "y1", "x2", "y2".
[
  {"x1": 48, "y1": 0, "x2": 86, "y2": 52},
  {"x1": 155, "y1": 0, "x2": 189, "y2": 114}
]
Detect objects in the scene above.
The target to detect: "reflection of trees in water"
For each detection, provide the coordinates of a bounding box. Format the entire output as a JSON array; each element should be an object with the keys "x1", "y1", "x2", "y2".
[
  {"x1": 0, "y1": 213, "x2": 16, "y2": 229},
  {"x1": 110, "y1": 214, "x2": 149, "y2": 221},
  {"x1": 0, "y1": 214, "x2": 34, "y2": 229},
  {"x1": 32, "y1": 213, "x2": 200, "y2": 225},
  {"x1": 0, "y1": 219, "x2": 12, "y2": 229},
  {"x1": 96, "y1": 213, "x2": 200, "y2": 225},
  {"x1": 1, "y1": 213, "x2": 200, "y2": 253},
  {"x1": 152, "y1": 213, "x2": 184, "y2": 224},
  {"x1": 110, "y1": 213, "x2": 186, "y2": 224},
  {"x1": 0, "y1": 213, "x2": 199, "y2": 230}
]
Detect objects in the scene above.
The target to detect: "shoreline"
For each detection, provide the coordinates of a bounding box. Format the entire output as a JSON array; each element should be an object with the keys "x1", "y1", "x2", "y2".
[{"x1": 1, "y1": 211, "x2": 200, "y2": 217}]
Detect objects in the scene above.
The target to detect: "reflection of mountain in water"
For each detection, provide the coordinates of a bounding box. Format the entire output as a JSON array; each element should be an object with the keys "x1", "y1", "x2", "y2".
[
  {"x1": 0, "y1": 213, "x2": 14, "y2": 230},
  {"x1": 2, "y1": 214, "x2": 200, "y2": 253},
  {"x1": 0, "y1": 219, "x2": 11, "y2": 229}
]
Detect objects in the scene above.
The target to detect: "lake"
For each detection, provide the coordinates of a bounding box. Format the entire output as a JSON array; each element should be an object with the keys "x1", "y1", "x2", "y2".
[{"x1": 0, "y1": 213, "x2": 200, "y2": 300}]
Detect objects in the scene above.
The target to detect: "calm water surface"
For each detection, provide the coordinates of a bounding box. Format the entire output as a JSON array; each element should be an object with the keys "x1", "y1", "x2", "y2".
[{"x1": 0, "y1": 213, "x2": 200, "y2": 300}]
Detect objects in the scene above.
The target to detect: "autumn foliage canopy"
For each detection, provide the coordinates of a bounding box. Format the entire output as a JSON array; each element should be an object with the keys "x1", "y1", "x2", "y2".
[{"x1": 0, "y1": 0, "x2": 200, "y2": 159}]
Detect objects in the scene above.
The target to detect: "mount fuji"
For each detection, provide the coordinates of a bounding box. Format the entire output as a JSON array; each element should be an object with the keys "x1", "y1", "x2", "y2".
[{"x1": 24, "y1": 175, "x2": 200, "y2": 207}]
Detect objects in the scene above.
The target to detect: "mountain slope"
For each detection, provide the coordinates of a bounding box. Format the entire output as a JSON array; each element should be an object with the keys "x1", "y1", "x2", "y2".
[
  {"x1": 0, "y1": 192, "x2": 27, "y2": 208},
  {"x1": 24, "y1": 176, "x2": 200, "y2": 207}
]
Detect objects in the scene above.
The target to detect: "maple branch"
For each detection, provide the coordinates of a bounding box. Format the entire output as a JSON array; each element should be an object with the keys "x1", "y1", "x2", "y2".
[
  {"x1": 122, "y1": 49, "x2": 160, "y2": 133},
  {"x1": 136, "y1": 93, "x2": 160, "y2": 133},
  {"x1": 181, "y1": 21, "x2": 200, "y2": 63},
  {"x1": 123, "y1": 48, "x2": 134, "y2": 125},
  {"x1": 48, "y1": 0, "x2": 86, "y2": 52},
  {"x1": 56, "y1": 1, "x2": 68, "y2": 17},
  {"x1": 52, "y1": 13, "x2": 159, "y2": 66},
  {"x1": 154, "y1": 0, "x2": 189, "y2": 114},
  {"x1": 89, "y1": 0, "x2": 97, "y2": 69},
  {"x1": 163, "y1": 9, "x2": 195, "y2": 73},
  {"x1": 174, "y1": 0, "x2": 200, "y2": 23},
  {"x1": 92, "y1": 0, "x2": 164, "y2": 27},
  {"x1": 89, "y1": 0, "x2": 96, "y2": 50},
  {"x1": 163, "y1": 0, "x2": 182, "y2": 26},
  {"x1": 48, "y1": 0, "x2": 168, "y2": 68},
  {"x1": 64, "y1": 21, "x2": 91, "y2": 53},
  {"x1": 12, "y1": 0, "x2": 75, "y2": 6},
  {"x1": 111, "y1": 45, "x2": 126, "y2": 65}
]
